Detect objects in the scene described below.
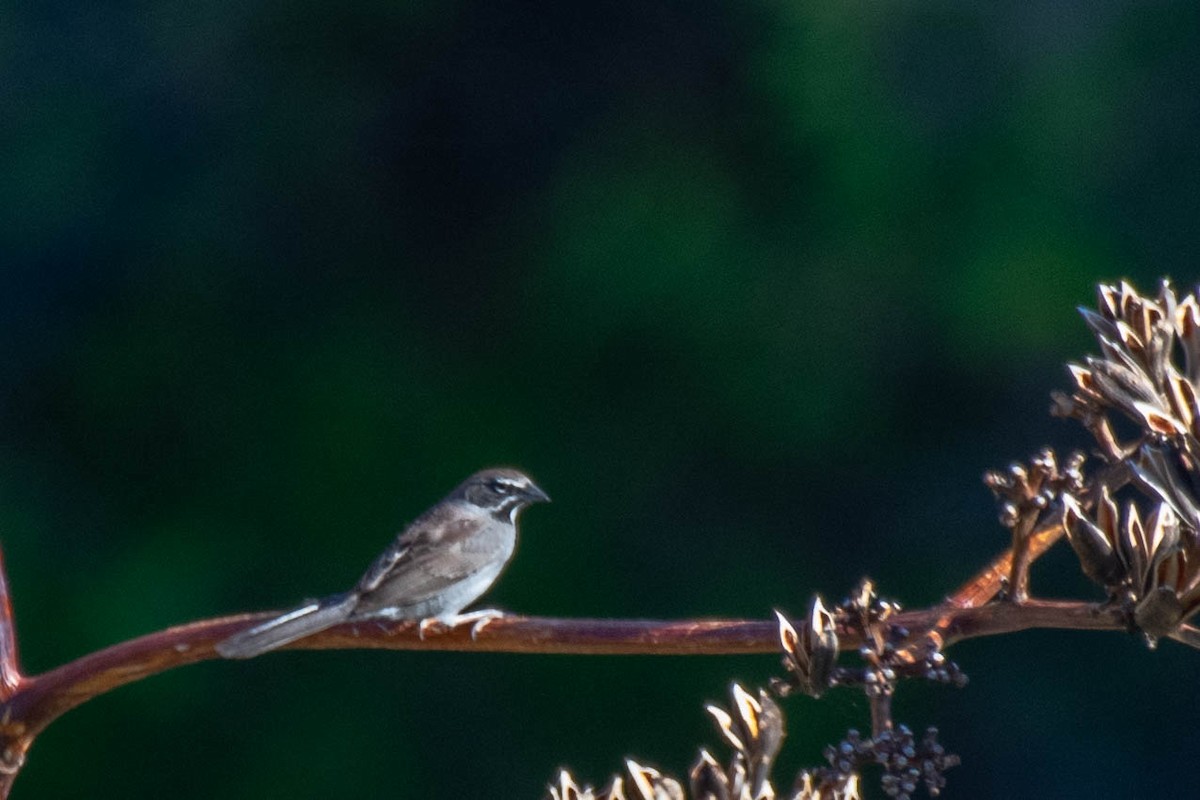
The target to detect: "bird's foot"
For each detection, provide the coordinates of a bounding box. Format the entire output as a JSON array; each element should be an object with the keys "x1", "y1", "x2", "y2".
[
  {"x1": 416, "y1": 617, "x2": 442, "y2": 640},
  {"x1": 458, "y1": 608, "x2": 504, "y2": 640},
  {"x1": 417, "y1": 609, "x2": 505, "y2": 641}
]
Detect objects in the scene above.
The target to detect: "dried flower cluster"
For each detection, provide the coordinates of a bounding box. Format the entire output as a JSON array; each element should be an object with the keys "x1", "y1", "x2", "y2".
[
  {"x1": 772, "y1": 599, "x2": 837, "y2": 699},
  {"x1": 548, "y1": 685, "x2": 787, "y2": 800},
  {"x1": 984, "y1": 449, "x2": 1086, "y2": 600},
  {"x1": 545, "y1": 280, "x2": 1200, "y2": 800},
  {"x1": 814, "y1": 726, "x2": 958, "y2": 800},
  {"x1": 1054, "y1": 280, "x2": 1200, "y2": 457},
  {"x1": 551, "y1": 581, "x2": 965, "y2": 800},
  {"x1": 1049, "y1": 281, "x2": 1200, "y2": 644},
  {"x1": 548, "y1": 684, "x2": 871, "y2": 800},
  {"x1": 774, "y1": 581, "x2": 966, "y2": 702},
  {"x1": 1062, "y1": 490, "x2": 1200, "y2": 642}
]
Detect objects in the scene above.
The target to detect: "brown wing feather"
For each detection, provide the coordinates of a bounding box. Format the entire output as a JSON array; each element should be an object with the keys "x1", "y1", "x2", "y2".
[
  {"x1": 355, "y1": 538, "x2": 410, "y2": 595},
  {"x1": 354, "y1": 510, "x2": 498, "y2": 605}
]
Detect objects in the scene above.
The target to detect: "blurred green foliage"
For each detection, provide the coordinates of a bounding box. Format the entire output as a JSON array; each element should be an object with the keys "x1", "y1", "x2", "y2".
[{"x1": 2, "y1": 1, "x2": 1199, "y2": 797}]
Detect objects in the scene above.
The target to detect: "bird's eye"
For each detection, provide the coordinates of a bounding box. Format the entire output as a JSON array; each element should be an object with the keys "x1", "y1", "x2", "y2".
[{"x1": 487, "y1": 479, "x2": 512, "y2": 494}]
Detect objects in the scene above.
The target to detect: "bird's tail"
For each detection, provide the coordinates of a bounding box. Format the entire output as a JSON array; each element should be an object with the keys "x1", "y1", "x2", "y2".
[{"x1": 215, "y1": 593, "x2": 357, "y2": 660}]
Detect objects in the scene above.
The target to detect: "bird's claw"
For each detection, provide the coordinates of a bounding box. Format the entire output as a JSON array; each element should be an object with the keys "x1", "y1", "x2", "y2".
[
  {"x1": 416, "y1": 609, "x2": 504, "y2": 640},
  {"x1": 467, "y1": 611, "x2": 502, "y2": 640},
  {"x1": 417, "y1": 617, "x2": 443, "y2": 640},
  {"x1": 455, "y1": 608, "x2": 503, "y2": 640}
]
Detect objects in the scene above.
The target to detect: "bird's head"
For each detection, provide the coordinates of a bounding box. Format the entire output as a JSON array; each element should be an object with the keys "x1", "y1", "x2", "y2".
[{"x1": 458, "y1": 468, "x2": 551, "y2": 522}]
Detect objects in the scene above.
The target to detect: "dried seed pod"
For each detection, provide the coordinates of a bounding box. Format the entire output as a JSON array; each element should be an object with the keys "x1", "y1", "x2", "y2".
[
  {"x1": 625, "y1": 761, "x2": 685, "y2": 800},
  {"x1": 775, "y1": 598, "x2": 839, "y2": 698},
  {"x1": 793, "y1": 771, "x2": 862, "y2": 800},
  {"x1": 548, "y1": 770, "x2": 592, "y2": 800},
  {"x1": 1176, "y1": 293, "x2": 1200, "y2": 380},
  {"x1": 549, "y1": 770, "x2": 622, "y2": 800},
  {"x1": 807, "y1": 600, "x2": 840, "y2": 694},
  {"x1": 691, "y1": 685, "x2": 787, "y2": 800},
  {"x1": 1061, "y1": 494, "x2": 1124, "y2": 588},
  {"x1": 1131, "y1": 445, "x2": 1200, "y2": 532},
  {"x1": 688, "y1": 750, "x2": 730, "y2": 800},
  {"x1": 1134, "y1": 586, "x2": 1185, "y2": 641}
]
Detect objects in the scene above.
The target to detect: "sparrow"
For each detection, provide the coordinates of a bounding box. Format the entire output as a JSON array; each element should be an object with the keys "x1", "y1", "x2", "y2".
[{"x1": 215, "y1": 467, "x2": 550, "y2": 659}]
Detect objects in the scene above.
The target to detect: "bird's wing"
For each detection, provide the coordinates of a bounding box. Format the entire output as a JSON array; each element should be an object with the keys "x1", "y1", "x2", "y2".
[
  {"x1": 356, "y1": 536, "x2": 412, "y2": 595},
  {"x1": 355, "y1": 511, "x2": 502, "y2": 603}
]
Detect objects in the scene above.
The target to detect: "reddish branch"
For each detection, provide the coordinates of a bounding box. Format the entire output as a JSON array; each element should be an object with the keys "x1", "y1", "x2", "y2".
[
  {"x1": 0, "y1": 508, "x2": 1184, "y2": 798},
  {"x1": 0, "y1": 550, "x2": 19, "y2": 699},
  {"x1": 0, "y1": 602, "x2": 1128, "y2": 753},
  {"x1": 0, "y1": 538, "x2": 1132, "y2": 798}
]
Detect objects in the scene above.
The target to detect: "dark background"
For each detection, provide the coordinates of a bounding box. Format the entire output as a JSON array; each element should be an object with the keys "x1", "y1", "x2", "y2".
[{"x1": 4, "y1": 2, "x2": 1200, "y2": 797}]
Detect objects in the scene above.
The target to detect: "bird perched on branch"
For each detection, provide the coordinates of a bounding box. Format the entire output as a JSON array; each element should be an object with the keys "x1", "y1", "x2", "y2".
[{"x1": 216, "y1": 468, "x2": 550, "y2": 659}]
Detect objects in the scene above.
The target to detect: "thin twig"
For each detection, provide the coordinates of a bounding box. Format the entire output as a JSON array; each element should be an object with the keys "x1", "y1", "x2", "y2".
[
  {"x1": 869, "y1": 692, "x2": 892, "y2": 736},
  {"x1": 944, "y1": 511, "x2": 1066, "y2": 611},
  {"x1": 1006, "y1": 515, "x2": 1036, "y2": 604},
  {"x1": 1168, "y1": 623, "x2": 1200, "y2": 649}
]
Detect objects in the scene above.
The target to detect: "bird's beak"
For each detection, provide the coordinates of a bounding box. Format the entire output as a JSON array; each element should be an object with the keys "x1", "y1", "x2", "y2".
[{"x1": 524, "y1": 483, "x2": 551, "y2": 504}]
